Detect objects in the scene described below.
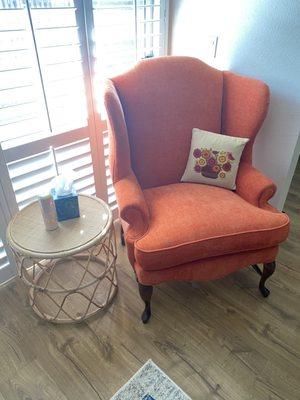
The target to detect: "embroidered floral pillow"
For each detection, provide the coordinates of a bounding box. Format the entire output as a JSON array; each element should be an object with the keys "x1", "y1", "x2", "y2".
[{"x1": 181, "y1": 128, "x2": 249, "y2": 190}]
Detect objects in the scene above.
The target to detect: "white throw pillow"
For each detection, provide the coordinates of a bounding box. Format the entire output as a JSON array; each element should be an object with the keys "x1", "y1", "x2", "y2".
[{"x1": 181, "y1": 128, "x2": 249, "y2": 190}]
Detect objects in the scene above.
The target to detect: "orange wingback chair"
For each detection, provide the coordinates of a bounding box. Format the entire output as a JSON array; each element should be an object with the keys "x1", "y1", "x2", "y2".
[{"x1": 104, "y1": 56, "x2": 289, "y2": 323}]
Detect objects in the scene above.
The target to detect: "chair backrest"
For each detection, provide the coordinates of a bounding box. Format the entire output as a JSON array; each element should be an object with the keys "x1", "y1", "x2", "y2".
[{"x1": 107, "y1": 56, "x2": 269, "y2": 189}]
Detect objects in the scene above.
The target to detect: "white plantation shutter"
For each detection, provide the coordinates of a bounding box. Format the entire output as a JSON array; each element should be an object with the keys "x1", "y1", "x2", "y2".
[
  {"x1": 0, "y1": 1, "x2": 89, "y2": 147},
  {"x1": 0, "y1": 0, "x2": 97, "y2": 217},
  {"x1": 8, "y1": 149, "x2": 57, "y2": 209},
  {"x1": 136, "y1": 0, "x2": 166, "y2": 59},
  {"x1": 0, "y1": 153, "x2": 18, "y2": 283},
  {"x1": 29, "y1": 1, "x2": 88, "y2": 132},
  {"x1": 0, "y1": 239, "x2": 9, "y2": 271},
  {"x1": 92, "y1": 0, "x2": 136, "y2": 79},
  {"x1": 54, "y1": 138, "x2": 96, "y2": 195},
  {"x1": 0, "y1": 238, "x2": 16, "y2": 283},
  {"x1": 0, "y1": 0, "x2": 168, "y2": 283},
  {"x1": 0, "y1": 236, "x2": 15, "y2": 283},
  {"x1": 92, "y1": 0, "x2": 167, "y2": 102},
  {"x1": 7, "y1": 137, "x2": 96, "y2": 210},
  {"x1": 1, "y1": 0, "x2": 167, "y2": 198},
  {"x1": 0, "y1": 1, "x2": 49, "y2": 145}
]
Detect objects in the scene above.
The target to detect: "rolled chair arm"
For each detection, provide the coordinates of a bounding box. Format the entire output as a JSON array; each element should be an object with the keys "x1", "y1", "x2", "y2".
[
  {"x1": 114, "y1": 172, "x2": 150, "y2": 239},
  {"x1": 236, "y1": 162, "x2": 277, "y2": 209}
]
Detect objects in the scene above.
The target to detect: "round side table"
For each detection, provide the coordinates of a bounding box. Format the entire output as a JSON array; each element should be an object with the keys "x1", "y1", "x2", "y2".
[{"x1": 7, "y1": 194, "x2": 117, "y2": 324}]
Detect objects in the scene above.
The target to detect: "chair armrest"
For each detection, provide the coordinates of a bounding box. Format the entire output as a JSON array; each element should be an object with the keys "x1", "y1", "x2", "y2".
[
  {"x1": 236, "y1": 162, "x2": 277, "y2": 209},
  {"x1": 114, "y1": 172, "x2": 150, "y2": 239}
]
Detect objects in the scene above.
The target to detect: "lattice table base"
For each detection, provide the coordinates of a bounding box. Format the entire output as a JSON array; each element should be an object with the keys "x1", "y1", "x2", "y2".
[
  {"x1": 13, "y1": 226, "x2": 117, "y2": 324},
  {"x1": 28, "y1": 256, "x2": 117, "y2": 323}
]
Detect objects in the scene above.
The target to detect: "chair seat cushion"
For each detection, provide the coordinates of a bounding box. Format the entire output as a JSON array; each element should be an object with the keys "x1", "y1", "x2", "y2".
[{"x1": 134, "y1": 183, "x2": 289, "y2": 270}]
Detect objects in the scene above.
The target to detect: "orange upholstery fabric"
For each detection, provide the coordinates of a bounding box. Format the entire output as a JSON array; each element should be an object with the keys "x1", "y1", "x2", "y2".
[
  {"x1": 134, "y1": 247, "x2": 279, "y2": 286},
  {"x1": 110, "y1": 56, "x2": 223, "y2": 189},
  {"x1": 104, "y1": 79, "x2": 131, "y2": 182},
  {"x1": 114, "y1": 172, "x2": 149, "y2": 240},
  {"x1": 236, "y1": 162, "x2": 277, "y2": 209},
  {"x1": 104, "y1": 56, "x2": 289, "y2": 286},
  {"x1": 105, "y1": 78, "x2": 150, "y2": 242},
  {"x1": 222, "y1": 71, "x2": 270, "y2": 163},
  {"x1": 135, "y1": 183, "x2": 289, "y2": 270}
]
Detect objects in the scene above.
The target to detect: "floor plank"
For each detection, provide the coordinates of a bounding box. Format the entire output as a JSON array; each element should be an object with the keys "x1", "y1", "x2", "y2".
[{"x1": 0, "y1": 162, "x2": 299, "y2": 399}]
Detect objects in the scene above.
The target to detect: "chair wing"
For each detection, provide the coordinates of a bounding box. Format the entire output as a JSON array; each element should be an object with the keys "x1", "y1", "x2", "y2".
[
  {"x1": 104, "y1": 79, "x2": 149, "y2": 240},
  {"x1": 109, "y1": 56, "x2": 223, "y2": 189},
  {"x1": 222, "y1": 71, "x2": 270, "y2": 163}
]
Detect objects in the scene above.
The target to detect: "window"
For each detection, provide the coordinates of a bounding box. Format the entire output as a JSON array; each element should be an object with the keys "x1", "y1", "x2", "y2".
[
  {"x1": 0, "y1": 0, "x2": 167, "y2": 148},
  {"x1": 0, "y1": 0, "x2": 88, "y2": 148},
  {"x1": 0, "y1": 0, "x2": 168, "y2": 283},
  {"x1": 93, "y1": 0, "x2": 165, "y2": 74},
  {"x1": 7, "y1": 138, "x2": 95, "y2": 209},
  {"x1": 92, "y1": 0, "x2": 167, "y2": 112}
]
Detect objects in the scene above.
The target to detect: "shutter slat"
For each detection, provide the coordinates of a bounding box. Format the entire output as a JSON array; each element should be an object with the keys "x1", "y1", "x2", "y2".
[
  {"x1": 55, "y1": 136, "x2": 89, "y2": 151},
  {"x1": 8, "y1": 137, "x2": 96, "y2": 210},
  {"x1": 56, "y1": 146, "x2": 91, "y2": 163},
  {"x1": 15, "y1": 180, "x2": 53, "y2": 206},
  {"x1": 12, "y1": 167, "x2": 55, "y2": 192},
  {"x1": 8, "y1": 151, "x2": 53, "y2": 178},
  {"x1": 77, "y1": 185, "x2": 96, "y2": 196},
  {"x1": 58, "y1": 155, "x2": 93, "y2": 172},
  {"x1": 73, "y1": 167, "x2": 94, "y2": 182},
  {"x1": 108, "y1": 193, "x2": 116, "y2": 205},
  {"x1": 15, "y1": 177, "x2": 54, "y2": 202},
  {"x1": 107, "y1": 184, "x2": 114, "y2": 196}
]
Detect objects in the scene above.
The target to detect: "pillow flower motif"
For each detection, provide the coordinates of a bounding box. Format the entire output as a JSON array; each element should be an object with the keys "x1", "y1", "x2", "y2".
[
  {"x1": 193, "y1": 148, "x2": 235, "y2": 179},
  {"x1": 181, "y1": 128, "x2": 249, "y2": 190}
]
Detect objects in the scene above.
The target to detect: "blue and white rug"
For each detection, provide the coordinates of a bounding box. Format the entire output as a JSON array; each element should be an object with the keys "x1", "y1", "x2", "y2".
[{"x1": 110, "y1": 360, "x2": 191, "y2": 400}]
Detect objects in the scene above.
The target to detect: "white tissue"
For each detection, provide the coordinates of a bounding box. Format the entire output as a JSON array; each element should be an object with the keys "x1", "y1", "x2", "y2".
[{"x1": 52, "y1": 171, "x2": 75, "y2": 197}]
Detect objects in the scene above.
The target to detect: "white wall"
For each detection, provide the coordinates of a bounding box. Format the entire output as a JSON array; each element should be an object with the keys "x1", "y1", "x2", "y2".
[{"x1": 170, "y1": 0, "x2": 300, "y2": 208}]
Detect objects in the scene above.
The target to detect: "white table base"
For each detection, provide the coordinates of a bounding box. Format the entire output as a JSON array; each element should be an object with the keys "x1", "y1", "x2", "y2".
[{"x1": 13, "y1": 226, "x2": 117, "y2": 324}]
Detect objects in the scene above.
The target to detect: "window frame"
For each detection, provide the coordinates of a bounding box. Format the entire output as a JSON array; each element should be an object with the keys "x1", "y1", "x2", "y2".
[{"x1": 0, "y1": 0, "x2": 169, "y2": 284}]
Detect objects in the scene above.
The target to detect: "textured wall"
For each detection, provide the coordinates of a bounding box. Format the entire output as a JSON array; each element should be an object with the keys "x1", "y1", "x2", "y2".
[{"x1": 170, "y1": 0, "x2": 300, "y2": 208}]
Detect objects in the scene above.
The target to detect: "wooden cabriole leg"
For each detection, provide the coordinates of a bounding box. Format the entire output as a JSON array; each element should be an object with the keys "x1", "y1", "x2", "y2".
[
  {"x1": 138, "y1": 283, "x2": 153, "y2": 324},
  {"x1": 260, "y1": 261, "x2": 276, "y2": 297},
  {"x1": 120, "y1": 225, "x2": 125, "y2": 246},
  {"x1": 252, "y1": 261, "x2": 276, "y2": 297}
]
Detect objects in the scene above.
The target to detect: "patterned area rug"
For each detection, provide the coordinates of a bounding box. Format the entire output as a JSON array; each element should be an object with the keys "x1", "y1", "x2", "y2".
[{"x1": 110, "y1": 360, "x2": 191, "y2": 400}]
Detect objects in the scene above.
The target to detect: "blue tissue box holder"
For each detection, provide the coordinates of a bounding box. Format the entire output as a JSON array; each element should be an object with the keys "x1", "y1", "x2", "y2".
[{"x1": 52, "y1": 189, "x2": 80, "y2": 222}]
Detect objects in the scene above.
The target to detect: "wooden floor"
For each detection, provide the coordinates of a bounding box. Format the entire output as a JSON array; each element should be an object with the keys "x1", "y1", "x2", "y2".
[{"x1": 0, "y1": 164, "x2": 299, "y2": 400}]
